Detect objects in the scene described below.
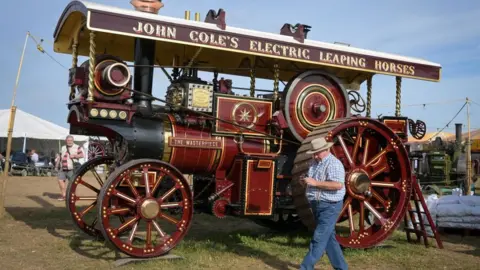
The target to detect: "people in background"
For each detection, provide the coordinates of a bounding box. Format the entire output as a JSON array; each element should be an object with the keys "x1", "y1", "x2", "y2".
[
  {"x1": 30, "y1": 149, "x2": 39, "y2": 163},
  {"x1": 55, "y1": 135, "x2": 84, "y2": 201}
]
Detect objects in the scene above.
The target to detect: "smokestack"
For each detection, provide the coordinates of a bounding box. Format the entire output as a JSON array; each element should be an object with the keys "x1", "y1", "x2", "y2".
[
  {"x1": 455, "y1": 123, "x2": 462, "y2": 143},
  {"x1": 130, "y1": 0, "x2": 164, "y2": 112}
]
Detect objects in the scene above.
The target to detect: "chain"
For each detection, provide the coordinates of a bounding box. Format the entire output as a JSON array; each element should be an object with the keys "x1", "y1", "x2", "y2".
[
  {"x1": 366, "y1": 75, "x2": 372, "y2": 117},
  {"x1": 87, "y1": 31, "x2": 96, "y2": 102},
  {"x1": 395, "y1": 76, "x2": 402, "y2": 116},
  {"x1": 273, "y1": 63, "x2": 279, "y2": 107},
  {"x1": 69, "y1": 42, "x2": 78, "y2": 100},
  {"x1": 250, "y1": 67, "x2": 255, "y2": 97},
  {"x1": 213, "y1": 70, "x2": 219, "y2": 92}
]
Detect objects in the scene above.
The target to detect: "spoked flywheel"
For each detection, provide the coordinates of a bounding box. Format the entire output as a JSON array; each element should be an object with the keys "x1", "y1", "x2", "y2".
[
  {"x1": 292, "y1": 117, "x2": 412, "y2": 248},
  {"x1": 66, "y1": 156, "x2": 116, "y2": 238},
  {"x1": 97, "y1": 159, "x2": 193, "y2": 258}
]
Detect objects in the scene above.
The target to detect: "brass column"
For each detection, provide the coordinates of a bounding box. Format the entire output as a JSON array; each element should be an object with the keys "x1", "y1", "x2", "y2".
[{"x1": 395, "y1": 76, "x2": 402, "y2": 117}]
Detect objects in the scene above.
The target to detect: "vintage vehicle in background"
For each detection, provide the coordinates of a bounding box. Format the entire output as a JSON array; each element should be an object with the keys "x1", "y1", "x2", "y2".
[{"x1": 53, "y1": 0, "x2": 441, "y2": 258}]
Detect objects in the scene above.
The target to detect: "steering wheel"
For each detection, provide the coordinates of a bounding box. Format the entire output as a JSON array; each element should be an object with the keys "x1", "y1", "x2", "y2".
[
  {"x1": 408, "y1": 119, "x2": 427, "y2": 140},
  {"x1": 348, "y1": 91, "x2": 366, "y2": 113}
]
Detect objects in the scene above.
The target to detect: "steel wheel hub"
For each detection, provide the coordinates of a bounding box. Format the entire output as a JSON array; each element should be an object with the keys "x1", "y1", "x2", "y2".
[
  {"x1": 140, "y1": 199, "x2": 160, "y2": 219},
  {"x1": 349, "y1": 171, "x2": 371, "y2": 195}
]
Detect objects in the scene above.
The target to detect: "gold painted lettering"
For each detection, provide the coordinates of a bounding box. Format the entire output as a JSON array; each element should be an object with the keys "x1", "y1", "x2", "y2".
[
  {"x1": 167, "y1": 27, "x2": 176, "y2": 39},
  {"x1": 218, "y1": 35, "x2": 227, "y2": 47},
  {"x1": 231, "y1": 37, "x2": 239, "y2": 48},
  {"x1": 199, "y1": 32, "x2": 209, "y2": 43},
  {"x1": 144, "y1": 23, "x2": 155, "y2": 35},
  {"x1": 302, "y1": 49, "x2": 310, "y2": 59},
  {"x1": 289, "y1": 47, "x2": 297, "y2": 58},
  {"x1": 250, "y1": 40, "x2": 257, "y2": 51},
  {"x1": 133, "y1": 22, "x2": 143, "y2": 33},
  {"x1": 189, "y1": 31, "x2": 199, "y2": 42}
]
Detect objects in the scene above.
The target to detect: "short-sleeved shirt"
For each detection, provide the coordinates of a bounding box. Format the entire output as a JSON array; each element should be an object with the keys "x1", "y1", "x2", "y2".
[{"x1": 305, "y1": 153, "x2": 346, "y2": 202}]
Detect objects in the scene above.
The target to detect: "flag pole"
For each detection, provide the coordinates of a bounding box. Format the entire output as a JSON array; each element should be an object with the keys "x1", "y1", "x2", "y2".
[{"x1": 1, "y1": 31, "x2": 30, "y2": 218}]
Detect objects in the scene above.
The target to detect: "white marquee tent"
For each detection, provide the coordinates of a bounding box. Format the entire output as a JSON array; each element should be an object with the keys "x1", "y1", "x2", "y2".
[{"x1": 0, "y1": 108, "x2": 89, "y2": 157}]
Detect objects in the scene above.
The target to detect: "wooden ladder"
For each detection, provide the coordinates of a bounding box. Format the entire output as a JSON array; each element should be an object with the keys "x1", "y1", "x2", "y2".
[{"x1": 403, "y1": 175, "x2": 444, "y2": 249}]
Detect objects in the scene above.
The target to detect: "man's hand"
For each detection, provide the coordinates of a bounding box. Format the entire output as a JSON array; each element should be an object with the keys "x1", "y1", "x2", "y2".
[{"x1": 303, "y1": 177, "x2": 318, "y2": 187}]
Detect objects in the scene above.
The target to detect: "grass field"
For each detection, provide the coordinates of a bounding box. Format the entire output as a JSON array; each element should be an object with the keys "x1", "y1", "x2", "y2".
[{"x1": 0, "y1": 176, "x2": 479, "y2": 270}]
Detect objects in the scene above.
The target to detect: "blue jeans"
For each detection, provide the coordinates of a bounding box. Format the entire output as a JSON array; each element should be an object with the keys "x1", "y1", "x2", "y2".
[{"x1": 300, "y1": 200, "x2": 348, "y2": 270}]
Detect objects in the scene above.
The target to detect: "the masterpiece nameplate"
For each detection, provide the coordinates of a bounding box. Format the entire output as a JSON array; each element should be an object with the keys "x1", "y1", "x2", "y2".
[
  {"x1": 88, "y1": 11, "x2": 441, "y2": 81},
  {"x1": 169, "y1": 137, "x2": 222, "y2": 149}
]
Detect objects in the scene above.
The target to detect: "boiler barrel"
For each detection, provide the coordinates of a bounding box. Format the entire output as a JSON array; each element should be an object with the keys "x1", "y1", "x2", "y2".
[{"x1": 96, "y1": 114, "x2": 272, "y2": 174}]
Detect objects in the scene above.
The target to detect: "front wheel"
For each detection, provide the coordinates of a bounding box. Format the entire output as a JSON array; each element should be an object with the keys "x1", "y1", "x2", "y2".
[{"x1": 97, "y1": 159, "x2": 193, "y2": 258}]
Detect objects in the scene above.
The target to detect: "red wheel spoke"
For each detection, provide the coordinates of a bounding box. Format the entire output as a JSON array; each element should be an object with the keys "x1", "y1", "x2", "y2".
[
  {"x1": 143, "y1": 167, "x2": 151, "y2": 197},
  {"x1": 152, "y1": 220, "x2": 166, "y2": 237},
  {"x1": 91, "y1": 169, "x2": 104, "y2": 186},
  {"x1": 123, "y1": 173, "x2": 140, "y2": 199},
  {"x1": 113, "y1": 190, "x2": 137, "y2": 204},
  {"x1": 352, "y1": 127, "x2": 365, "y2": 163},
  {"x1": 336, "y1": 135, "x2": 354, "y2": 167},
  {"x1": 117, "y1": 216, "x2": 141, "y2": 234},
  {"x1": 359, "y1": 202, "x2": 365, "y2": 232},
  {"x1": 362, "y1": 139, "x2": 370, "y2": 165},
  {"x1": 371, "y1": 181, "x2": 398, "y2": 189},
  {"x1": 365, "y1": 146, "x2": 393, "y2": 168},
  {"x1": 151, "y1": 172, "x2": 165, "y2": 196},
  {"x1": 127, "y1": 221, "x2": 139, "y2": 244},
  {"x1": 76, "y1": 196, "x2": 98, "y2": 201},
  {"x1": 161, "y1": 202, "x2": 182, "y2": 209},
  {"x1": 371, "y1": 190, "x2": 389, "y2": 209},
  {"x1": 109, "y1": 207, "x2": 131, "y2": 215},
  {"x1": 146, "y1": 221, "x2": 152, "y2": 247},
  {"x1": 79, "y1": 201, "x2": 96, "y2": 217},
  {"x1": 370, "y1": 166, "x2": 388, "y2": 178},
  {"x1": 159, "y1": 212, "x2": 179, "y2": 224},
  {"x1": 337, "y1": 197, "x2": 352, "y2": 222},
  {"x1": 79, "y1": 180, "x2": 100, "y2": 193},
  {"x1": 364, "y1": 201, "x2": 385, "y2": 225},
  {"x1": 159, "y1": 186, "x2": 178, "y2": 202},
  {"x1": 347, "y1": 204, "x2": 355, "y2": 235}
]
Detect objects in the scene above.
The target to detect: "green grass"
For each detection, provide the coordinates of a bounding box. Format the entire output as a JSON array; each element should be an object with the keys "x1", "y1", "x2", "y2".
[{"x1": 1, "y1": 207, "x2": 480, "y2": 270}]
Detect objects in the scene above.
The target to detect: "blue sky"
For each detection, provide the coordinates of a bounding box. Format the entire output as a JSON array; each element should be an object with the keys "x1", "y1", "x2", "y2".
[{"x1": 1, "y1": 0, "x2": 479, "y2": 134}]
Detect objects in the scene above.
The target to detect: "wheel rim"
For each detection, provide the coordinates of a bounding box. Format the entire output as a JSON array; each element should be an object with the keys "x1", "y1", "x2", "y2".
[
  {"x1": 66, "y1": 156, "x2": 115, "y2": 238},
  {"x1": 88, "y1": 142, "x2": 106, "y2": 160},
  {"x1": 292, "y1": 117, "x2": 412, "y2": 248},
  {"x1": 97, "y1": 159, "x2": 193, "y2": 258}
]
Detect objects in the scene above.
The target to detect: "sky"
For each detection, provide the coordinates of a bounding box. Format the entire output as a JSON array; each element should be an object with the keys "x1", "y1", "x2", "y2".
[{"x1": 0, "y1": 0, "x2": 479, "y2": 135}]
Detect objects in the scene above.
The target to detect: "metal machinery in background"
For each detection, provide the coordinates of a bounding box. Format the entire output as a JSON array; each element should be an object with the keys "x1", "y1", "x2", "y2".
[
  {"x1": 409, "y1": 123, "x2": 480, "y2": 190},
  {"x1": 53, "y1": 0, "x2": 441, "y2": 258}
]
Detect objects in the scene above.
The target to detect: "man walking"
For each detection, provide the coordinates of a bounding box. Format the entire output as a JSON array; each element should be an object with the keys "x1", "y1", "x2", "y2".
[
  {"x1": 55, "y1": 135, "x2": 84, "y2": 201},
  {"x1": 300, "y1": 137, "x2": 348, "y2": 270}
]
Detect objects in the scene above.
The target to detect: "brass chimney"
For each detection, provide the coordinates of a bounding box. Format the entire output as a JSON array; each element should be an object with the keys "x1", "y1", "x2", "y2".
[{"x1": 130, "y1": 0, "x2": 164, "y2": 14}]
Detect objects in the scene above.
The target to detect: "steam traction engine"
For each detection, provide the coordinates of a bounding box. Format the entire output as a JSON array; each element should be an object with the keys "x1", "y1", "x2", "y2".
[{"x1": 55, "y1": 0, "x2": 440, "y2": 258}]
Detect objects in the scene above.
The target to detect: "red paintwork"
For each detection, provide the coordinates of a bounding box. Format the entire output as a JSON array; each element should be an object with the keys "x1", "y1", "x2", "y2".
[
  {"x1": 242, "y1": 159, "x2": 276, "y2": 215},
  {"x1": 214, "y1": 95, "x2": 273, "y2": 136},
  {"x1": 284, "y1": 71, "x2": 348, "y2": 141},
  {"x1": 164, "y1": 114, "x2": 270, "y2": 176}
]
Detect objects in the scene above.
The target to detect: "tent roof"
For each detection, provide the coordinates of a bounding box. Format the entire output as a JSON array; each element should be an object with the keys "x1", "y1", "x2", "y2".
[
  {"x1": 408, "y1": 131, "x2": 455, "y2": 143},
  {"x1": 0, "y1": 108, "x2": 88, "y2": 141}
]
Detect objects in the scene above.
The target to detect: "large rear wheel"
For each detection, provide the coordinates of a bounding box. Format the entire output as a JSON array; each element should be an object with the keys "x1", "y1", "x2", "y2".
[{"x1": 292, "y1": 117, "x2": 412, "y2": 248}]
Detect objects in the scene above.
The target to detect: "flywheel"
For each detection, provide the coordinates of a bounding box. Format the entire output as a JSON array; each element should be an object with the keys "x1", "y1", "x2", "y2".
[
  {"x1": 283, "y1": 70, "x2": 350, "y2": 142},
  {"x1": 291, "y1": 117, "x2": 412, "y2": 248}
]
